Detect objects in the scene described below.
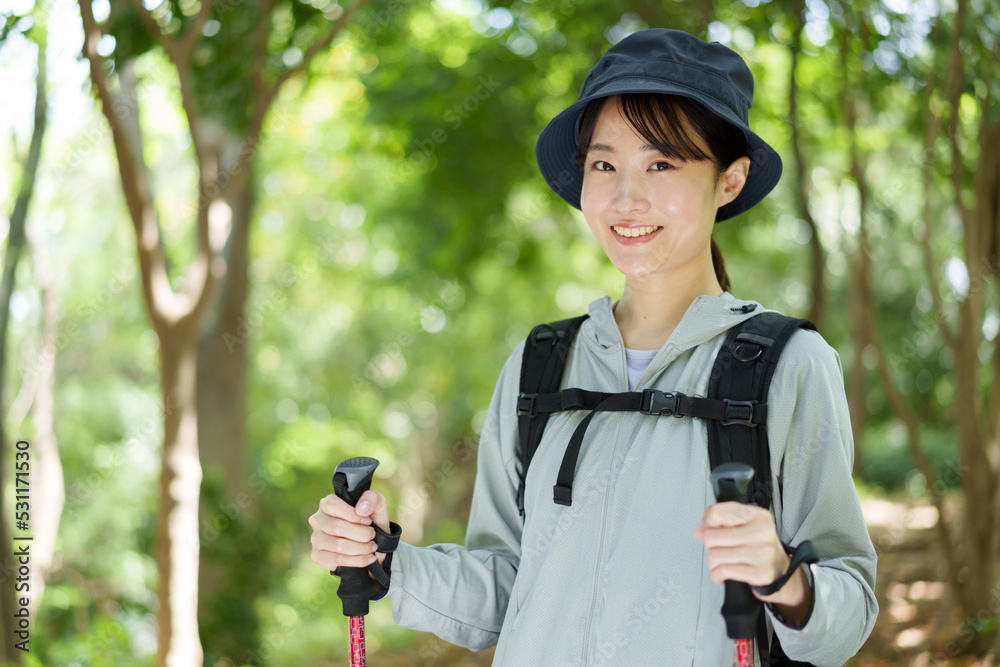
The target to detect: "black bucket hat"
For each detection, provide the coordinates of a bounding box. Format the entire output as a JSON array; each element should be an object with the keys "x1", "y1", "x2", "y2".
[{"x1": 535, "y1": 29, "x2": 781, "y2": 222}]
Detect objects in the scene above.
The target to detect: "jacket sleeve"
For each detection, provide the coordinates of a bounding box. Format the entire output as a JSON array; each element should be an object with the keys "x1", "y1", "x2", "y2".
[
  {"x1": 763, "y1": 329, "x2": 879, "y2": 666},
  {"x1": 387, "y1": 345, "x2": 525, "y2": 651}
]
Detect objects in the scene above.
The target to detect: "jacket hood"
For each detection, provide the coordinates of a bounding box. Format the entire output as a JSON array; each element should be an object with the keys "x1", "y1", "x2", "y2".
[{"x1": 585, "y1": 292, "x2": 768, "y2": 354}]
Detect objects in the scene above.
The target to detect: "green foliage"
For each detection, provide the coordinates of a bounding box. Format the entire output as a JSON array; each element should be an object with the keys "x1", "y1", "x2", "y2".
[
  {"x1": 859, "y1": 422, "x2": 964, "y2": 492},
  {"x1": 98, "y1": 0, "x2": 345, "y2": 134},
  {"x1": 1, "y1": 0, "x2": 996, "y2": 663}
]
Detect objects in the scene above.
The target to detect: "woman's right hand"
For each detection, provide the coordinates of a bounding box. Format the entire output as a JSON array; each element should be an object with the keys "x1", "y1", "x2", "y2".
[{"x1": 309, "y1": 490, "x2": 392, "y2": 571}]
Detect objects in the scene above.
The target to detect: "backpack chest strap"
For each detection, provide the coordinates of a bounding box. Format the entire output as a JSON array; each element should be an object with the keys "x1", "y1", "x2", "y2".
[
  {"x1": 519, "y1": 388, "x2": 765, "y2": 426},
  {"x1": 518, "y1": 388, "x2": 768, "y2": 506}
]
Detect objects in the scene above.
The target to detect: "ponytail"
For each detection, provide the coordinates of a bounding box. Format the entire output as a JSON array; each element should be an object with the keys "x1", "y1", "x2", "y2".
[{"x1": 711, "y1": 239, "x2": 730, "y2": 292}]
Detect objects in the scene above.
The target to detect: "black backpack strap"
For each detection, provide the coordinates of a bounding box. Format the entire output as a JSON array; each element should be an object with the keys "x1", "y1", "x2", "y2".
[
  {"x1": 706, "y1": 312, "x2": 816, "y2": 509},
  {"x1": 706, "y1": 311, "x2": 816, "y2": 667},
  {"x1": 516, "y1": 314, "x2": 589, "y2": 516}
]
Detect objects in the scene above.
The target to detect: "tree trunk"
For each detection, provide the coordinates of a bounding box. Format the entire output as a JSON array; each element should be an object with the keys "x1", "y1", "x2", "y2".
[
  {"x1": 198, "y1": 168, "x2": 253, "y2": 506},
  {"x1": 27, "y1": 232, "x2": 64, "y2": 612},
  {"x1": 839, "y1": 15, "x2": 870, "y2": 475},
  {"x1": 933, "y1": 0, "x2": 1000, "y2": 650},
  {"x1": 789, "y1": 0, "x2": 826, "y2": 329},
  {"x1": 845, "y1": 256, "x2": 868, "y2": 476},
  {"x1": 196, "y1": 168, "x2": 257, "y2": 661},
  {"x1": 954, "y1": 299, "x2": 997, "y2": 652},
  {"x1": 155, "y1": 321, "x2": 205, "y2": 667}
]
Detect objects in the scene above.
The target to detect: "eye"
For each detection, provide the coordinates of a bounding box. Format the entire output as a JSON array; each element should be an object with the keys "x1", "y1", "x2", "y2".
[
  {"x1": 650, "y1": 161, "x2": 675, "y2": 171},
  {"x1": 590, "y1": 160, "x2": 615, "y2": 172}
]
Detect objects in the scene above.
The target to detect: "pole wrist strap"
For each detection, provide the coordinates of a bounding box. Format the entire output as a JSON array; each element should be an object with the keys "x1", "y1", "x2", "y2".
[
  {"x1": 373, "y1": 521, "x2": 402, "y2": 553},
  {"x1": 331, "y1": 521, "x2": 402, "y2": 601},
  {"x1": 369, "y1": 521, "x2": 402, "y2": 600},
  {"x1": 751, "y1": 540, "x2": 818, "y2": 597}
]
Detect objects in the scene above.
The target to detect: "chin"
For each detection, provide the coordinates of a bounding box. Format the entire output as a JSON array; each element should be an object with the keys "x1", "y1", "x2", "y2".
[{"x1": 614, "y1": 262, "x2": 660, "y2": 280}]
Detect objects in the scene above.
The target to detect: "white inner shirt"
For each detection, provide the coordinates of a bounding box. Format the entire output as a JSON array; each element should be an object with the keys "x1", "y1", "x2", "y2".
[{"x1": 625, "y1": 348, "x2": 659, "y2": 391}]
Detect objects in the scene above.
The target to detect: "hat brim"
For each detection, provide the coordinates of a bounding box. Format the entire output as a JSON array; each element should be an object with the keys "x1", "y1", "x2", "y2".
[{"x1": 536, "y1": 83, "x2": 782, "y2": 222}]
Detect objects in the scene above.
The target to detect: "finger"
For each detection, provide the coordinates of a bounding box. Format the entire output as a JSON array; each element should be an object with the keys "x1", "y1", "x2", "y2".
[
  {"x1": 354, "y1": 490, "x2": 391, "y2": 533},
  {"x1": 309, "y1": 510, "x2": 377, "y2": 543},
  {"x1": 318, "y1": 494, "x2": 373, "y2": 525},
  {"x1": 311, "y1": 531, "x2": 379, "y2": 558},
  {"x1": 706, "y1": 561, "x2": 774, "y2": 587},
  {"x1": 705, "y1": 543, "x2": 769, "y2": 572},
  {"x1": 700, "y1": 520, "x2": 774, "y2": 549},
  {"x1": 705, "y1": 540, "x2": 788, "y2": 588},
  {"x1": 701, "y1": 501, "x2": 768, "y2": 529},
  {"x1": 311, "y1": 547, "x2": 378, "y2": 572}
]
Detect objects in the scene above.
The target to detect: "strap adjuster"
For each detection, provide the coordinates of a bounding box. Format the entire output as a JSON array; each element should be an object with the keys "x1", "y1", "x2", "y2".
[
  {"x1": 722, "y1": 399, "x2": 758, "y2": 427},
  {"x1": 517, "y1": 393, "x2": 537, "y2": 417},
  {"x1": 640, "y1": 389, "x2": 682, "y2": 416}
]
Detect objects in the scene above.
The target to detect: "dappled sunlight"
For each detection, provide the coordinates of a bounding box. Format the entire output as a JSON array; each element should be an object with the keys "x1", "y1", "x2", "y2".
[{"x1": 861, "y1": 496, "x2": 939, "y2": 529}]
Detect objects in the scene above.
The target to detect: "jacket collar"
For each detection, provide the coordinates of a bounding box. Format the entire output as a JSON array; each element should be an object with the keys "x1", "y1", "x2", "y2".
[{"x1": 585, "y1": 292, "x2": 766, "y2": 353}]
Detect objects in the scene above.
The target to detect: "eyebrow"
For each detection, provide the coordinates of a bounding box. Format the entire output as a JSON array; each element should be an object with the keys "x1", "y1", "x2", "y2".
[{"x1": 588, "y1": 142, "x2": 660, "y2": 154}]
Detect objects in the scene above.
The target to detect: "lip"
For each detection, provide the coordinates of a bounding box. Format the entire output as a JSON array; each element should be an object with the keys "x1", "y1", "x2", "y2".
[{"x1": 610, "y1": 225, "x2": 663, "y2": 245}]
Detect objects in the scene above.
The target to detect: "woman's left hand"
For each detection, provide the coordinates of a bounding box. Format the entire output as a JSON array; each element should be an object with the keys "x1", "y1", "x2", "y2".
[{"x1": 694, "y1": 502, "x2": 812, "y2": 625}]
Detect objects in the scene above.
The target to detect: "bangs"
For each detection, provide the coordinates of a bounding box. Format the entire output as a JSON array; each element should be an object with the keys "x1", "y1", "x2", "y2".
[
  {"x1": 576, "y1": 93, "x2": 746, "y2": 170},
  {"x1": 618, "y1": 94, "x2": 713, "y2": 163}
]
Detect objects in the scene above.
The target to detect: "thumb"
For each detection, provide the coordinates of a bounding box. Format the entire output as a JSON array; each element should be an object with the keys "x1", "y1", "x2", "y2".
[{"x1": 354, "y1": 490, "x2": 391, "y2": 533}]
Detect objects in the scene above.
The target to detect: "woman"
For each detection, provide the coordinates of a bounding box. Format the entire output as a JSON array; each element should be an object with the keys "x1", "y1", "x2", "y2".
[{"x1": 309, "y1": 29, "x2": 877, "y2": 665}]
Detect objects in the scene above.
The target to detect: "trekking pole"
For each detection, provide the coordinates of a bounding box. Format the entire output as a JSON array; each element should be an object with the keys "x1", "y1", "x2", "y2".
[
  {"x1": 331, "y1": 457, "x2": 381, "y2": 667},
  {"x1": 710, "y1": 462, "x2": 760, "y2": 667}
]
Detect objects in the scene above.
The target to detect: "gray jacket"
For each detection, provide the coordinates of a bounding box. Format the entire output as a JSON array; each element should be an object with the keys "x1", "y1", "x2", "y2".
[{"x1": 388, "y1": 294, "x2": 878, "y2": 666}]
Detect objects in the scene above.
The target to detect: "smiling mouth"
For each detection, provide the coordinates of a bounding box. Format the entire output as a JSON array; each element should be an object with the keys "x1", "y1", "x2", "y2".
[{"x1": 612, "y1": 225, "x2": 662, "y2": 238}]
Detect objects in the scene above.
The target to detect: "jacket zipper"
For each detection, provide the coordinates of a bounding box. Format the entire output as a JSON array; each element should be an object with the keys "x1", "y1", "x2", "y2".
[{"x1": 580, "y1": 413, "x2": 628, "y2": 665}]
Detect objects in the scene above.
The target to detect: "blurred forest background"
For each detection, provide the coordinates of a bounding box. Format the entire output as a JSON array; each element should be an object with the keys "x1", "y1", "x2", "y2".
[{"x1": 0, "y1": 0, "x2": 997, "y2": 664}]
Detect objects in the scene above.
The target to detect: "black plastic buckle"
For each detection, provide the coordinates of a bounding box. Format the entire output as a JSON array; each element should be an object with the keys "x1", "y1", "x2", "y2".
[
  {"x1": 722, "y1": 399, "x2": 758, "y2": 427},
  {"x1": 640, "y1": 389, "x2": 681, "y2": 416},
  {"x1": 517, "y1": 393, "x2": 537, "y2": 417}
]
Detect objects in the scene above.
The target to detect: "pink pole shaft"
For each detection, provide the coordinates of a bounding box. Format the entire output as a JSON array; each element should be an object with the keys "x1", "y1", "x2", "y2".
[
  {"x1": 349, "y1": 616, "x2": 366, "y2": 667},
  {"x1": 735, "y1": 638, "x2": 754, "y2": 667}
]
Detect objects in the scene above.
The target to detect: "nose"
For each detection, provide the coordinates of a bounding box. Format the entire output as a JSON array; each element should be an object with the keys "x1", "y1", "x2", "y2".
[{"x1": 610, "y1": 171, "x2": 651, "y2": 215}]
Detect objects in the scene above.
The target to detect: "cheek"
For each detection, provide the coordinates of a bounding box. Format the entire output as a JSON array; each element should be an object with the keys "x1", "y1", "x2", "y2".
[{"x1": 580, "y1": 182, "x2": 605, "y2": 225}]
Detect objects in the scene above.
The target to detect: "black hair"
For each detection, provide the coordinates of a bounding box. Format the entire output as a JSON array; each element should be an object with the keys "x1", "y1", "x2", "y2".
[{"x1": 575, "y1": 93, "x2": 748, "y2": 291}]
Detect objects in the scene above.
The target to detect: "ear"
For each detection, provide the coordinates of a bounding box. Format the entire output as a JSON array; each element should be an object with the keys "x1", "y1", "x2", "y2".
[{"x1": 717, "y1": 156, "x2": 751, "y2": 208}]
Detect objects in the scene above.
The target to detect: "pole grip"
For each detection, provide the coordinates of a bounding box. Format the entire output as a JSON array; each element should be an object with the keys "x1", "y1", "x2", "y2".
[
  {"x1": 710, "y1": 462, "x2": 761, "y2": 640},
  {"x1": 333, "y1": 457, "x2": 380, "y2": 617}
]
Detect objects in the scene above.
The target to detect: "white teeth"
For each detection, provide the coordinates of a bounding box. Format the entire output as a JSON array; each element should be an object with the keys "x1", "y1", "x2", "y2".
[{"x1": 613, "y1": 225, "x2": 660, "y2": 238}]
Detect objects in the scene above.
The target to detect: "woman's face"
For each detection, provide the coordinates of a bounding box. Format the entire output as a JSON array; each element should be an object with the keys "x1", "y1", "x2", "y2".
[{"x1": 580, "y1": 99, "x2": 746, "y2": 282}]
